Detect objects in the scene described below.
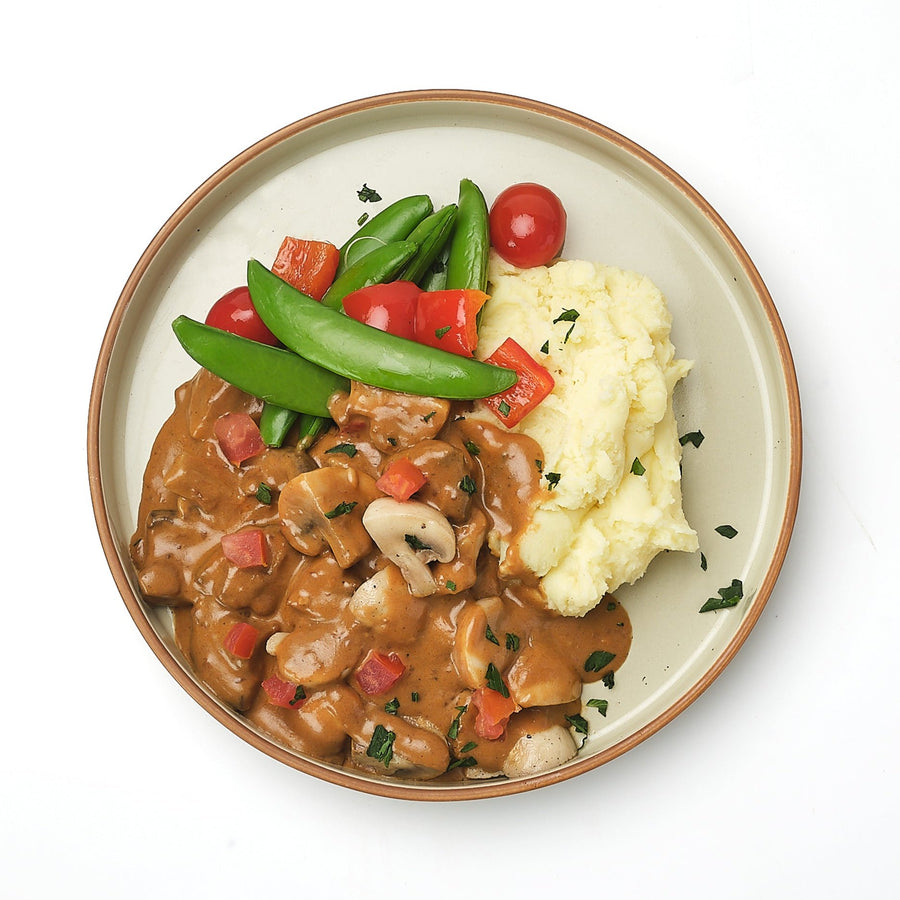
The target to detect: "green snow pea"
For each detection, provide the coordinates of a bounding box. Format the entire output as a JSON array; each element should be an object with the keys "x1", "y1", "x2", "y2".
[
  {"x1": 172, "y1": 316, "x2": 349, "y2": 417},
  {"x1": 321, "y1": 240, "x2": 419, "y2": 311},
  {"x1": 336, "y1": 194, "x2": 433, "y2": 276},
  {"x1": 398, "y1": 204, "x2": 458, "y2": 286},
  {"x1": 444, "y1": 178, "x2": 490, "y2": 293},
  {"x1": 247, "y1": 260, "x2": 517, "y2": 400}
]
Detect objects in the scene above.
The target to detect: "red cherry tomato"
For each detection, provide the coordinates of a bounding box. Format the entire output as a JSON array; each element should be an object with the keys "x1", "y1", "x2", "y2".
[
  {"x1": 489, "y1": 183, "x2": 567, "y2": 269},
  {"x1": 342, "y1": 282, "x2": 421, "y2": 341},
  {"x1": 205, "y1": 286, "x2": 279, "y2": 346}
]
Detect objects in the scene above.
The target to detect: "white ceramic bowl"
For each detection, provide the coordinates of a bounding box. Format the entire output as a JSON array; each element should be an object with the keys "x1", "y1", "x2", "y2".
[{"x1": 88, "y1": 90, "x2": 801, "y2": 800}]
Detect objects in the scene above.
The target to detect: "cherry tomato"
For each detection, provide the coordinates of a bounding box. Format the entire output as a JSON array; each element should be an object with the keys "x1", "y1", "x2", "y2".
[
  {"x1": 341, "y1": 281, "x2": 421, "y2": 341},
  {"x1": 489, "y1": 183, "x2": 567, "y2": 269},
  {"x1": 205, "y1": 286, "x2": 279, "y2": 346}
]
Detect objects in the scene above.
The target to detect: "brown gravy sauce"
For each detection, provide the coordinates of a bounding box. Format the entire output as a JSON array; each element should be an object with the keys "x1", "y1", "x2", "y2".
[{"x1": 131, "y1": 370, "x2": 632, "y2": 780}]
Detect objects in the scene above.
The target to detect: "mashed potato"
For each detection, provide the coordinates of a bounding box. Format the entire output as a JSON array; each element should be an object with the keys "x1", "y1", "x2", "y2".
[{"x1": 474, "y1": 252, "x2": 698, "y2": 617}]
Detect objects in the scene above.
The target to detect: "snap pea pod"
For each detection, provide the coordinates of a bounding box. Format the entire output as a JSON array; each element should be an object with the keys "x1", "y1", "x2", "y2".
[
  {"x1": 398, "y1": 204, "x2": 457, "y2": 286},
  {"x1": 172, "y1": 316, "x2": 349, "y2": 417},
  {"x1": 247, "y1": 260, "x2": 517, "y2": 400},
  {"x1": 419, "y1": 256, "x2": 448, "y2": 292},
  {"x1": 336, "y1": 194, "x2": 433, "y2": 276},
  {"x1": 444, "y1": 178, "x2": 490, "y2": 293},
  {"x1": 259, "y1": 402, "x2": 298, "y2": 447},
  {"x1": 296, "y1": 412, "x2": 329, "y2": 450},
  {"x1": 321, "y1": 240, "x2": 419, "y2": 311}
]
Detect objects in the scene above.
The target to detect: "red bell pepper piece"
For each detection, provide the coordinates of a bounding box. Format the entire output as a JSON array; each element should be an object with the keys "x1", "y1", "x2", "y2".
[
  {"x1": 375, "y1": 458, "x2": 428, "y2": 501},
  {"x1": 221, "y1": 529, "x2": 268, "y2": 568},
  {"x1": 342, "y1": 281, "x2": 421, "y2": 340},
  {"x1": 355, "y1": 650, "x2": 406, "y2": 695},
  {"x1": 414, "y1": 289, "x2": 489, "y2": 357},
  {"x1": 213, "y1": 412, "x2": 266, "y2": 465},
  {"x1": 261, "y1": 675, "x2": 307, "y2": 709},
  {"x1": 223, "y1": 622, "x2": 259, "y2": 659},
  {"x1": 271, "y1": 237, "x2": 340, "y2": 301},
  {"x1": 481, "y1": 338, "x2": 555, "y2": 427},
  {"x1": 470, "y1": 686, "x2": 519, "y2": 740}
]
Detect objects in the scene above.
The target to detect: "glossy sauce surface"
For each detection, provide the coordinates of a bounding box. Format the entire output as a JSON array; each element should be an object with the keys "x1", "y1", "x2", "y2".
[{"x1": 131, "y1": 370, "x2": 631, "y2": 780}]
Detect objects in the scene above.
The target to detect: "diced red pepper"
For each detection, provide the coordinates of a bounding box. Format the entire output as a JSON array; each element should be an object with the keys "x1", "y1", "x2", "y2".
[
  {"x1": 355, "y1": 650, "x2": 406, "y2": 695},
  {"x1": 481, "y1": 337, "x2": 555, "y2": 427},
  {"x1": 375, "y1": 458, "x2": 427, "y2": 501},
  {"x1": 223, "y1": 622, "x2": 259, "y2": 659},
  {"x1": 342, "y1": 281, "x2": 421, "y2": 340},
  {"x1": 414, "y1": 289, "x2": 489, "y2": 357},
  {"x1": 213, "y1": 412, "x2": 266, "y2": 465},
  {"x1": 470, "y1": 686, "x2": 519, "y2": 740},
  {"x1": 271, "y1": 237, "x2": 340, "y2": 301},
  {"x1": 261, "y1": 675, "x2": 307, "y2": 709},
  {"x1": 221, "y1": 529, "x2": 268, "y2": 568}
]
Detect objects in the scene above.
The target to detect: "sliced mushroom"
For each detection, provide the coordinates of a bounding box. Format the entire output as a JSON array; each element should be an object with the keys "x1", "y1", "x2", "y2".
[
  {"x1": 505, "y1": 644, "x2": 582, "y2": 707},
  {"x1": 501, "y1": 725, "x2": 578, "y2": 778},
  {"x1": 278, "y1": 466, "x2": 380, "y2": 568},
  {"x1": 452, "y1": 596, "x2": 512, "y2": 689},
  {"x1": 362, "y1": 498, "x2": 456, "y2": 597}
]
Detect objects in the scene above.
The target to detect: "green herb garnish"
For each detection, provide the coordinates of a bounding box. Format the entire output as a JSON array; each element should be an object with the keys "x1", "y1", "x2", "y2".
[
  {"x1": 505, "y1": 632, "x2": 520, "y2": 652},
  {"x1": 448, "y1": 705, "x2": 467, "y2": 740},
  {"x1": 553, "y1": 308, "x2": 580, "y2": 342},
  {"x1": 326, "y1": 442, "x2": 357, "y2": 458},
  {"x1": 255, "y1": 483, "x2": 273, "y2": 504},
  {"x1": 679, "y1": 430, "x2": 705, "y2": 448},
  {"x1": 357, "y1": 183, "x2": 381, "y2": 203},
  {"x1": 357, "y1": 212, "x2": 369, "y2": 226},
  {"x1": 485, "y1": 624, "x2": 499, "y2": 646},
  {"x1": 423, "y1": 410, "x2": 436, "y2": 422},
  {"x1": 464, "y1": 440, "x2": 480, "y2": 456},
  {"x1": 290, "y1": 685, "x2": 306, "y2": 707},
  {"x1": 566, "y1": 713, "x2": 589, "y2": 736},
  {"x1": 602, "y1": 671, "x2": 615, "y2": 689},
  {"x1": 545, "y1": 471, "x2": 561, "y2": 490},
  {"x1": 700, "y1": 552, "x2": 708, "y2": 571},
  {"x1": 485, "y1": 662, "x2": 509, "y2": 698},
  {"x1": 540, "y1": 340, "x2": 550, "y2": 354},
  {"x1": 459, "y1": 474, "x2": 476, "y2": 495},
  {"x1": 700, "y1": 578, "x2": 744, "y2": 613},
  {"x1": 411, "y1": 692, "x2": 420, "y2": 702},
  {"x1": 498, "y1": 400, "x2": 511, "y2": 417},
  {"x1": 587, "y1": 698, "x2": 609, "y2": 717},
  {"x1": 584, "y1": 650, "x2": 616, "y2": 672},
  {"x1": 325, "y1": 500, "x2": 357, "y2": 519},
  {"x1": 715, "y1": 524, "x2": 738, "y2": 539},
  {"x1": 384, "y1": 697, "x2": 400, "y2": 715},
  {"x1": 446, "y1": 580, "x2": 457, "y2": 592},
  {"x1": 631, "y1": 457, "x2": 646, "y2": 476},
  {"x1": 366, "y1": 724, "x2": 396, "y2": 767},
  {"x1": 404, "y1": 533, "x2": 432, "y2": 551},
  {"x1": 435, "y1": 325, "x2": 451, "y2": 339}
]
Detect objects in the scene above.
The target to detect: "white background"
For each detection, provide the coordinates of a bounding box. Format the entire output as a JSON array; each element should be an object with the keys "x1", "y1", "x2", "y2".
[{"x1": 4, "y1": 1, "x2": 897, "y2": 897}]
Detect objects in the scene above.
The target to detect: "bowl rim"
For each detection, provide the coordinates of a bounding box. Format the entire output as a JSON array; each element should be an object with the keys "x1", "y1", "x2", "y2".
[{"x1": 87, "y1": 88, "x2": 803, "y2": 801}]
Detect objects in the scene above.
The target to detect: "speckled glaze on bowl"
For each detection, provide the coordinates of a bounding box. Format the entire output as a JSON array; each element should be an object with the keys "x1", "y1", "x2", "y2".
[{"x1": 87, "y1": 90, "x2": 801, "y2": 800}]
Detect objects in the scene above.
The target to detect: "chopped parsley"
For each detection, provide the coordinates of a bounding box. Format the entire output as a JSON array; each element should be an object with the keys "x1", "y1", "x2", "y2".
[
  {"x1": 446, "y1": 580, "x2": 457, "y2": 592},
  {"x1": 584, "y1": 650, "x2": 616, "y2": 672},
  {"x1": 422, "y1": 410, "x2": 436, "y2": 422},
  {"x1": 566, "y1": 713, "x2": 589, "y2": 736},
  {"x1": 485, "y1": 662, "x2": 509, "y2": 698},
  {"x1": 700, "y1": 552, "x2": 708, "y2": 571},
  {"x1": 357, "y1": 183, "x2": 381, "y2": 203},
  {"x1": 587, "y1": 698, "x2": 609, "y2": 717},
  {"x1": 540, "y1": 340, "x2": 550, "y2": 354},
  {"x1": 700, "y1": 578, "x2": 744, "y2": 613},
  {"x1": 357, "y1": 212, "x2": 369, "y2": 226},
  {"x1": 448, "y1": 704, "x2": 467, "y2": 740},
  {"x1": 679, "y1": 430, "x2": 705, "y2": 448},
  {"x1": 607, "y1": 601, "x2": 617, "y2": 611},
  {"x1": 290, "y1": 685, "x2": 307, "y2": 707},
  {"x1": 326, "y1": 442, "x2": 357, "y2": 458},
  {"x1": 464, "y1": 440, "x2": 480, "y2": 456},
  {"x1": 715, "y1": 524, "x2": 738, "y2": 539},
  {"x1": 602, "y1": 671, "x2": 615, "y2": 689},
  {"x1": 505, "y1": 632, "x2": 520, "y2": 652},
  {"x1": 366, "y1": 724, "x2": 396, "y2": 767},
  {"x1": 435, "y1": 325, "x2": 451, "y2": 339},
  {"x1": 498, "y1": 400, "x2": 511, "y2": 417},
  {"x1": 544, "y1": 471, "x2": 561, "y2": 490},
  {"x1": 255, "y1": 483, "x2": 273, "y2": 504},
  {"x1": 447, "y1": 754, "x2": 478, "y2": 771},
  {"x1": 484, "y1": 624, "x2": 499, "y2": 646},
  {"x1": 384, "y1": 697, "x2": 400, "y2": 715},
  {"x1": 404, "y1": 533, "x2": 432, "y2": 552},
  {"x1": 553, "y1": 307, "x2": 580, "y2": 342},
  {"x1": 631, "y1": 457, "x2": 646, "y2": 476},
  {"x1": 411, "y1": 692, "x2": 420, "y2": 702},
  {"x1": 325, "y1": 500, "x2": 357, "y2": 519},
  {"x1": 535, "y1": 459, "x2": 543, "y2": 472},
  {"x1": 459, "y1": 474, "x2": 477, "y2": 495}
]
